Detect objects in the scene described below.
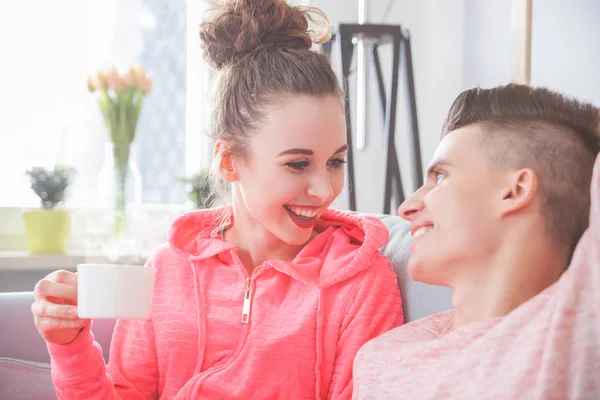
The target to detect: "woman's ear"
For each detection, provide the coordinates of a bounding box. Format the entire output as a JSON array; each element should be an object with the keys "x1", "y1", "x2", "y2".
[
  {"x1": 214, "y1": 139, "x2": 238, "y2": 183},
  {"x1": 498, "y1": 168, "x2": 538, "y2": 217}
]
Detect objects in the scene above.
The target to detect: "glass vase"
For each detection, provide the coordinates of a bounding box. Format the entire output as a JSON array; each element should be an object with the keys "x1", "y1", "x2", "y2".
[{"x1": 98, "y1": 143, "x2": 143, "y2": 238}]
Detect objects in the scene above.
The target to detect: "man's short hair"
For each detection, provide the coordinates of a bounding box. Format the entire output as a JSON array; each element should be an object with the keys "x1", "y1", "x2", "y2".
[{"x1": 442, "y1": 83, "x2": 600, "y2": 258}]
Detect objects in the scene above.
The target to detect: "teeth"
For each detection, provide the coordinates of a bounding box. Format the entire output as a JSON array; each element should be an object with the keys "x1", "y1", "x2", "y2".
[
  {"x1": 413, "y1": 226, "x2": 432, "y2": 238},
  {"x1": 286, "y1": 205, "x2": 318, "y2": 219}
]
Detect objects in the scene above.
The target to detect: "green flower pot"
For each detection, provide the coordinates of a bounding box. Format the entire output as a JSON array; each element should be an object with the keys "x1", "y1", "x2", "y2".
[{"x1": 22, "y1": 209, "x2": 71, "y2": 254}]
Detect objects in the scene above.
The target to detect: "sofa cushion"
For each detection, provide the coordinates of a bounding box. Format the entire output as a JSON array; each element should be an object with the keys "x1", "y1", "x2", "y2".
[
  {"x1": 0, "y1": 357, "x2": 55, "y2": 400},
  {"x1": 0, "y1": 292, "x2": 116, "y2": 364},
  {"x1": 377, "y1": 214, "x2": 453, "y2": 322},
  {"x1": 0, "y1": 292, "x2": 53, "y2": 363}
]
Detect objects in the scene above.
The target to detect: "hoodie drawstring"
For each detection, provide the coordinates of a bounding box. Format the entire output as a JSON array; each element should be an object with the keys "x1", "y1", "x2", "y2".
[
  {"x1": 191, "y1": 260, "x2": 208, "y2": 374},
  {"x1": 314, "y1": 289, "x2": 325, "y2": 399}
]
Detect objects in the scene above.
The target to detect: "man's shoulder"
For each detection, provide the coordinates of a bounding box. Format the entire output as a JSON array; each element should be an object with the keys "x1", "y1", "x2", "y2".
[
  {"x1": 378, "y1": 309, "x2": 453, "y2": 343},
  {"x1": 357, "y1": 310, "x2": 454, "y2": 361}
]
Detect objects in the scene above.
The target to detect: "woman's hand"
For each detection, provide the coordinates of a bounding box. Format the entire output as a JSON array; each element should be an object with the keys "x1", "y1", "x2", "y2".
[{"x1": 31, "y1": 270, "x2": 89, "y2": 345}]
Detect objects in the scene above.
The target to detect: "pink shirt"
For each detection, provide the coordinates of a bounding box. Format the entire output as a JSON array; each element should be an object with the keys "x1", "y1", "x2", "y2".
[
  {"x1": 46, "y1": 207, "x2": 403, "y2": 399},
  {"x1": 353, "y1": 156, "x2": 600, "y2": 399}
]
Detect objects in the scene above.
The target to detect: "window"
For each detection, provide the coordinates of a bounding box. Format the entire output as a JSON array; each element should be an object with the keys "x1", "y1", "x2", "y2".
[
  {"x1": 0, "y1": 0, "x2": 213, "y2": 208},
  {"x1": 0, "y1": 0, "x2": 324, "y2": 253}
]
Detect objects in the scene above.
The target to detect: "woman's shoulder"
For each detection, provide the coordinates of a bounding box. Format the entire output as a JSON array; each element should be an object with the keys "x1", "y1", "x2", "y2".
[
  {"x1": 321, "y1": 208, "x2": 389, "y2": 244},
  {"x1": 145, "y1": 242, "x2": 177, "y2": 266}
]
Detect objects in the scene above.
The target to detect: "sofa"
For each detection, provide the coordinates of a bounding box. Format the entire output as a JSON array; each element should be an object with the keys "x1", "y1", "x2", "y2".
[{"x1": 0, "y1": 214, "x2": 453, "y2": 400}]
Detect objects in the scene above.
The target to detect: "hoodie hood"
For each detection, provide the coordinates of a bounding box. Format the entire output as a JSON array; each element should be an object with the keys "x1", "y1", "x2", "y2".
[{"x1": 168, "y1": 206, "x2": 389, "y2": 288}]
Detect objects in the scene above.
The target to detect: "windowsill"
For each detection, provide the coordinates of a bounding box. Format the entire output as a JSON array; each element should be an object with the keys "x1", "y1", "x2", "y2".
[
  {"x1": 0, "y1": 250, "x2": 148, "y2": 271},
  {"x1": 0, "y1": 203, "x2": 190, "y2": 255}
]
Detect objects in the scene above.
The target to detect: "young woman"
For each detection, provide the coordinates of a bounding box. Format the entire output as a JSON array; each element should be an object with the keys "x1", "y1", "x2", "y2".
[{"x1": 31, "y1": 1, "x2": 402, "y2": 398}]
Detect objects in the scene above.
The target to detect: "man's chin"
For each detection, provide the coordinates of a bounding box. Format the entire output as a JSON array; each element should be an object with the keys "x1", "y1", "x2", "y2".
[
  {"x1": 407, "y1": 258, "x2": 447, "y2": 286},
  {"x1": 407, "y1": 260, "x2": 423, "y2": 281}
]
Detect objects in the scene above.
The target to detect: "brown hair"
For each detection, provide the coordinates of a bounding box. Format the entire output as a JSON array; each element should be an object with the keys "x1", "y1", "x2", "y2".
[
  {"x1": 442, "y1": 83, "x2": 600, "y2": 258},
  {"x1": 199, "y1": 0, "x2": 341, "y2": 200}
]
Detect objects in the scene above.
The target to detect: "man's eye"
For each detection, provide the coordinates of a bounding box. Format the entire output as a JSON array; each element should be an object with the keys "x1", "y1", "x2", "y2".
[
  {"x1": 286, "y1": 160, "x2": 309, "y2": 172},
  {"x1": 436, "y1": 173, "x2": 446, "y2": 185}
]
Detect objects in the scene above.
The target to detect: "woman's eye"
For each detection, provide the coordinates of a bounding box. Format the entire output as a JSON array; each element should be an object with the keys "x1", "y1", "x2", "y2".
[
  {"x1": 328, "y1": 158, "x2": 347, "y2": 170},
  {"x1": 286, "y1": 160, "x2": 309, "y2": 172}
]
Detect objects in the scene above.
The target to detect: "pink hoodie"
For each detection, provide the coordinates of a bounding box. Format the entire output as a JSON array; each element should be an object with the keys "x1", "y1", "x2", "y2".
[{"x1": 47, "y1": 207, "x2": 403, "y2": 399}]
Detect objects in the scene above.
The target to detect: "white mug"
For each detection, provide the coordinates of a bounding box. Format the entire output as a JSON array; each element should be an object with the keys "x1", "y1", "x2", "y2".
[{"x1": 77, "y1": 264, "x2": 156, "y2": 319}]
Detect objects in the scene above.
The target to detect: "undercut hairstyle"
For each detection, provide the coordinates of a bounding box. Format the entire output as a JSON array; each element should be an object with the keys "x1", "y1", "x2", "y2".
[{"x1": 442, "y1": 83, "x2": 600, "y2": 259}]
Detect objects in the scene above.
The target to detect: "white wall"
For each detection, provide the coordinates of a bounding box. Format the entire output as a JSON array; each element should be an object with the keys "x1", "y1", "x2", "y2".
[
  {"x1": 318, "y1": 0, "x2": 599, "y2": 214},
  {"x1": 462, "y1": 0, "x2": 511, "y2": 88},
  {"x1": 531, "y1": 0, "x2": 600, "y2": 106}
]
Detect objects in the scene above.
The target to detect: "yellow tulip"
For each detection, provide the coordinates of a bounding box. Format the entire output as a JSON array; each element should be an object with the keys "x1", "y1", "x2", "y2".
[
  {"x1": 141, "y1": 75, "x2": 153, "y2": 94},
  {"x1": 125, "y1": 66, "x2": 137, "y2": 87},
  {"x1": 129, "y1": 65, "x2": 145, "y2": 90},
  {"x1": 113, "y1": 75, "x2": 128, "y2": 91},
  {"x1": 106, "y1": 67, "x2": 119, "y2": 90},
  {"x1": 87, "y1": 75, "x2": 96, "y2": 92},
  {"x1": 96, "y1": 71, "x2": 109, "y2": 89}
]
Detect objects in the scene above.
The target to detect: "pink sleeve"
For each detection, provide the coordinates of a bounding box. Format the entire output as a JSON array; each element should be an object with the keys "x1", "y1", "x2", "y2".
[
  {"x1": 47, "y1": 318, "x2": 158, "y2": 399},
  {"x1": 327, "y1": 257, "x2": 403, "y2": 399},
  {"x1": 47, "y1": 261, "x2": 160, "y2": 400}
]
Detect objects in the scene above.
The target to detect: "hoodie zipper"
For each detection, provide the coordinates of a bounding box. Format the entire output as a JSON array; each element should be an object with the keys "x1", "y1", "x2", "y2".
[
  {"x1": 241, "y1": 277, "x2": 252, "y2": 324},
  {"x1": 188, "y1": 268, "x2": 261, "y2": 396}
]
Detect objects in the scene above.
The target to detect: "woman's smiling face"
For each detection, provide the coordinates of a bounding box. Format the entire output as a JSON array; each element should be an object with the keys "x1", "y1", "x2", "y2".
[{"x1": 228, "y1": 94, "x2": 347, "y2": 245}]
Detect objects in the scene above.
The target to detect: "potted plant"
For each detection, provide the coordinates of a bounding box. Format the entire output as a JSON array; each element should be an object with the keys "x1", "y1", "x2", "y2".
[
  {"x1": 22, "y1": 165, "x2": 75, "y2": 253},
  {"x1": 178, "y1": 169, "x2": 212, "y2": 209}
]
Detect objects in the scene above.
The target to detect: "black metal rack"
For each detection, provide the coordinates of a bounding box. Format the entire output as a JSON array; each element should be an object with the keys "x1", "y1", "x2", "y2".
[{"x1": 324, "y1": 24, "x2": 423, "y2": 213}]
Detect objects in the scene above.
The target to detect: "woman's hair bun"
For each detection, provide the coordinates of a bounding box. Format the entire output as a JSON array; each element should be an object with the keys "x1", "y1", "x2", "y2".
[{"x1": 199, "y1": 0, "x2": 331, "y2": 70}]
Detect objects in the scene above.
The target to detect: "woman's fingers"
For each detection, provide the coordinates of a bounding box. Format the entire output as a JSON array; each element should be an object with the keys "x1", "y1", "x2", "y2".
[
  {"x1": 34, "y1": 315, "x2": 86, "y2": 330},
  {"x1": 49, "y1": 269, "x2": 78, "y2": 286},
  {"x1": 31, "y1": 299, "x2": 79, "y2": 319},
  {"x1": 33, "y1": 279, "x2": 77, "y2": 303}
]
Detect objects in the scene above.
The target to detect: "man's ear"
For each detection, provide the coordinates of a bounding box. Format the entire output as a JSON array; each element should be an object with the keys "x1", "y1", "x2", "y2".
[
  {"x1": 498, "y1": 168, "x2": 538, "y2": 217},
  {"x1": 214, "y1": 139, "x2": 238, "y2": 183}
]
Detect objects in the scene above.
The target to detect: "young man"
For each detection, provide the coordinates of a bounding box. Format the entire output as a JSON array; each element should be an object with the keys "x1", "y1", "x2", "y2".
[{"x1": 353, "y1": 84, "x2": 600, "y2": 399}]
